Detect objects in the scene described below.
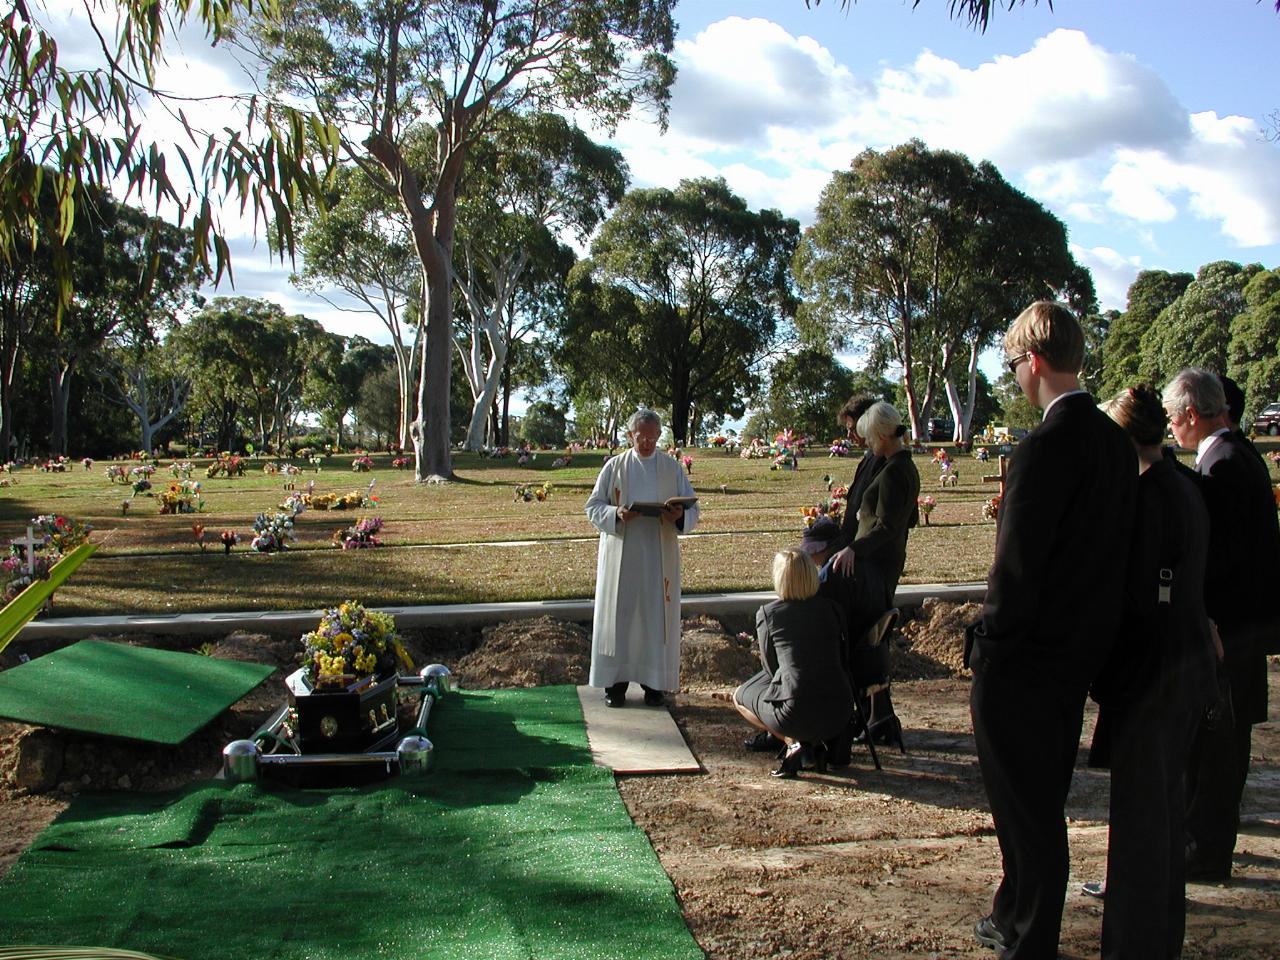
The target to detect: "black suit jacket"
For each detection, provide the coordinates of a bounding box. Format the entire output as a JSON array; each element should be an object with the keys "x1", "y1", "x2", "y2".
[
  {"x1": 834, "y1": 451, "x2": 884, "y2": 552},
  {"x1": 975, "y1": 392, "x2": 1138, "y2": 676},
  {"x1": 1196, "y1": 430, "x2": 1280, "y2": 632}
]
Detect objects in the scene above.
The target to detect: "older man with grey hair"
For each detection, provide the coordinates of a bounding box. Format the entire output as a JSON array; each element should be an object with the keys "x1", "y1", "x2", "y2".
[{"x1": 1164, "y1": 366, "x2": 1279, "y2": 882}]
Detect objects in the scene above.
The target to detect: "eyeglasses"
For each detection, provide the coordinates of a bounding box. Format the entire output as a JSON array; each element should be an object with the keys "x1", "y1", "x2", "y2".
[{"x1": 1006, "y1": 352, "x2": 1031, "y2": 375}]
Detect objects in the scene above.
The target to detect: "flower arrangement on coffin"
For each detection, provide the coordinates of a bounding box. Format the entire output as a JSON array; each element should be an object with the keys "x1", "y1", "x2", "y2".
[
  {"x1": 918, "y1": 495, "x2": 937, "y2": 525},
  {"x1": 220, "y1": 530, "x2": 240, "y2": 554},
  {"x1": 391, "y1": 456, "x2": 410, "y2": 470},
  {"x1": 351, "y1": 455, "x2": 374, "y2": 472},
  {"x1": 982, "y1": 495, "x2": 1001, "y2": 521},
  {"x1": 514, "y1": 482, "x2": 552, "y2": 502},
  {"x1": 158, "y1": 480, "x2": 204, "y2": 514},
  {"x1": 169, "y1": 461, "x2": 194, "y2": 479},
  {"x1": 333, "y1": 516, "x2": 383, "y2": 549},
  {"x1": 105, "y1": 464, "x2": 128, "y2": 483},
  {"x1": 250, "y1": 512, "x2": 295, "y2": 552},
  {"x1": 301, "y1": 601, "x2": 412, "y2": 686}
]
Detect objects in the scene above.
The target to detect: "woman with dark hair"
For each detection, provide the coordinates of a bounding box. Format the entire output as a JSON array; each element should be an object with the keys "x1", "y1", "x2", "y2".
[{"x1": 1091, "y1": 384, "x2": 1217, "y2": 960}]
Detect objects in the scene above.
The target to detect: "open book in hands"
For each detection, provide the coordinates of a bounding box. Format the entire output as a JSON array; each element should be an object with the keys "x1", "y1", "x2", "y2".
[{"x1": 625, "y1": 495, "x2": 698, "y2": 518}]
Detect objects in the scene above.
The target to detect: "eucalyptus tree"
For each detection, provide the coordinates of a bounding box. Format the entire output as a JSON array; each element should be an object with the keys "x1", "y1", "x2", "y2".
[
  {"x1": 794, "y1": 141, "x2": 1087, "y2": 442},
  {"x1": 453, "y1": 113, "x2": 627, "y2": 451},
  {"x1": 1227, "y1": 268, "x2": 1280, "y2": 420},
  {"x1": 562, "y1": 177, "x2": 799, "y2": 445},
  {"x1": 245, "y1": 0, "x2": 676, "y2": 481},
  {"x1": 173, "y1": 296, "x2": 329, "y2": 451},
  {"x1": 289, "y1": 168, "x2": 421, "y2": 449},
  {"x1": 99, "y1": 336, "x2": 192, "y2": 455},
  {"x1": 1138, "y1": 261, "x2": 1263, "y2": 387},
  {"x1": 1098, "y1": 270, "x2": 1193, "y2": 399}
]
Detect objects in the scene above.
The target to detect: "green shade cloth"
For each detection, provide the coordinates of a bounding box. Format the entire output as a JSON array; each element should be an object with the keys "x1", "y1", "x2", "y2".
[
  {"x1": 0, "y1": 640, "x2": 274, "y2": 744},
  {"x1": 0, "y1": 687, "x2": 703, "y2": 960}
]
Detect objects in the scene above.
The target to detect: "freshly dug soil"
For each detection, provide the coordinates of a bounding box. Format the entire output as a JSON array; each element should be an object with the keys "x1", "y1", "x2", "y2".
[{"x1": 1, "y1": 605, "x2": 1277, "y2": 960}]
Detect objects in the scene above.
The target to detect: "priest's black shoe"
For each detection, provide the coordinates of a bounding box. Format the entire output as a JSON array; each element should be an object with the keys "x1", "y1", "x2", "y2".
[
  {"x1": 642, "y1": 687, "x2": 666, "y2": 707},
  {"x1": 744, "y1": 730, "x2": 784, "y2": 752},
  {"x1": 973, "y1": 915, "x2": 1011, "y2": 952},
  {"x1": 604, "y1": 682, "x2": 627, "y2": 707}
]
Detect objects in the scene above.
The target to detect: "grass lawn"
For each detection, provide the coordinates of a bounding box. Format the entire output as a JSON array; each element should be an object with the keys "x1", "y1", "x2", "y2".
[{"x1": 0, "y1": 440, "x2": 1225, "y2": 616}]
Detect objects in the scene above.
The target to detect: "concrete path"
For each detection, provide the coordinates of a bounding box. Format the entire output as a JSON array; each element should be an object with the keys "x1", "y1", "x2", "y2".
[{"x1": 16, "y1": 583, "x2": 986, "y2": 640}]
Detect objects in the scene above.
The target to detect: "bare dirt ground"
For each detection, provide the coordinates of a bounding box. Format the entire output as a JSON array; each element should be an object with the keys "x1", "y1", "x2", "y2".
[{"x1": 2, "y1": 601, "x2": 1277, "y2": 960}]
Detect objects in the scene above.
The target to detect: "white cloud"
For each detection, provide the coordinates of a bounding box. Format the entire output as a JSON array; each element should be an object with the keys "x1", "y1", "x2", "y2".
[{"x1": 1071, "y1": 244, "x2": 1143, "y2": 311}]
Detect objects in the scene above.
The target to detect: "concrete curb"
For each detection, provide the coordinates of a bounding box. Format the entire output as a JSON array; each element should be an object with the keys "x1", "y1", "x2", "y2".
[{"x1": 16, "y1": 582, "x2": 987, "y2": 641}]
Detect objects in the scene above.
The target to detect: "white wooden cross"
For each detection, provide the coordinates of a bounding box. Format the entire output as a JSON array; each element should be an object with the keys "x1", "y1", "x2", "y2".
[{"x1": 22, "y1": 526, "x2": 36, "y2": 577}]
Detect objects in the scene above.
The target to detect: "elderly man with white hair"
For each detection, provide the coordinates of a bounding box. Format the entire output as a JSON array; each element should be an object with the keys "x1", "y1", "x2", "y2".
[
  {"x1": 585, "y1": 408, "x2": 699, "y2": 708},
  {"x1": 1164, "y1": 367, "x2": 1279, "y2": 883}
]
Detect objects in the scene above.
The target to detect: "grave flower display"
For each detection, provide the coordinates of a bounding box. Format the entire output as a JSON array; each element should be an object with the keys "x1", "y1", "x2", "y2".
[
  {"x1": 220, "y1": 530, "x2": 240, "y2": 554},
  {"x1": 918, "y1": 495, "x2": 937, "y2": 525},
  {"x1": 352, "y1": 455, "x2": 374, "y2": 472},
  {"x1": 105, "y1": 464, "x2": 128, "y2": 483},
  {"x1": 250, "y1": 512, "x2": 295, "y2": 552},
  {"x1": 514, "y1": 482, "x2": 552, "y2": 502},
  {"x1": 3, "y1": 514, "x2": 93, "y2": 603},
  {"x1": 158, "y1": 480, "x2": 204, "y2": 514},
  {"x1": 982, "y1": 494, "x2": 1001, "y2": 521},
  {"x1": 301, "y1": 601, "x2": 410, "y2": 685},
  {"x1": 334, "y1": 516, "x2": 382, "y2": 549}
]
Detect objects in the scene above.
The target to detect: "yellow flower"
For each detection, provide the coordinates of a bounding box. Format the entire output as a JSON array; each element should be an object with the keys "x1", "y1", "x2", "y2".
[{"x1": 333, "y1": 632, "x2": 354, "y2": 650}]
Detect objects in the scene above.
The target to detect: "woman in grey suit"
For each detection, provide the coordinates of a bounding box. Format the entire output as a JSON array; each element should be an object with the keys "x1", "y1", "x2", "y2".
[{"x1": 733, "y1": 548, "x2": 853, "y2": 778}]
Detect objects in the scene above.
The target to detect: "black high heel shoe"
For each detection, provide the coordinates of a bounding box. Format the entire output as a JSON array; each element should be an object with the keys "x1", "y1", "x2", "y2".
[
  {"x1": 810, "y1": 741, "x2": 829, "y2": 774},
  {"x1": 771, "y1": 742, "x2": 804, "y2": 779}
]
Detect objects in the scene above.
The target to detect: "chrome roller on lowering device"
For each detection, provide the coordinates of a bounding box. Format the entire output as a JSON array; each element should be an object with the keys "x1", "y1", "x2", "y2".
[{"x1": 222, "y1": 664, "x2": 453, "y2": 784}]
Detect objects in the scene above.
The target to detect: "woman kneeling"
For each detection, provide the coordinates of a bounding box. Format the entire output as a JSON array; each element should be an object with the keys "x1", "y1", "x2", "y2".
[{"x1": 733, "y1": 548, "x2": 854, "y2": 778}]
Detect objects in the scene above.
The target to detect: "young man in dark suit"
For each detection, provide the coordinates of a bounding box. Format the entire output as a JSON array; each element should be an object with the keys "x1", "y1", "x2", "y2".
[
  {"x1": 1164, "y1": 367, "x2": 1278, "y2": 881},
  {"x1": 969, "y1": 302, "x2": 1137, "y2": 959}
]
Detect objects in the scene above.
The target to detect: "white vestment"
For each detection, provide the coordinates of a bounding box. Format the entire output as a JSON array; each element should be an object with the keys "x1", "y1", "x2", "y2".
[{"x1": 585, "y1": 449, "x2": 699, "y2": 691}]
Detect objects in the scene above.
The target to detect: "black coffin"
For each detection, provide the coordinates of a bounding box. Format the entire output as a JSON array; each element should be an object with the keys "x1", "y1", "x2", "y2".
[{"x1": 286, "y1": 670, "x2": 400, "y2": 753}]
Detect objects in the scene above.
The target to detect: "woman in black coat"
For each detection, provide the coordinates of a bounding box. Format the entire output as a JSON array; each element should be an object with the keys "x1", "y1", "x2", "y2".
[
  {"x1": 733, "y1": 548, "x2": 854, "y2": 778},
  {"x1": 1092, "y1": 384, "x2": 1218, "y2": 960}
]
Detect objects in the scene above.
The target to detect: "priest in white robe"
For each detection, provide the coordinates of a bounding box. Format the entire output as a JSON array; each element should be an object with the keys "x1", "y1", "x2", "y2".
[{"x1": 586, "y1": 409, "x2": 699, "y2": 707}]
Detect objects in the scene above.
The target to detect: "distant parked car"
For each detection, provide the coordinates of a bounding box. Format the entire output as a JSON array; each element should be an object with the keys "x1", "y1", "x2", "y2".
[
  {"x1": 927, "y1": 418, "x2": 955, "y2": 441},
  {"x1": 1252, "y1": 402, "x2": 1280, "y2": 435}
]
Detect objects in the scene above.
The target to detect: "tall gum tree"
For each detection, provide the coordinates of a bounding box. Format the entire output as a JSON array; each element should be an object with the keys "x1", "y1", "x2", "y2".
[
  {"x1": 245, "y1": 0, "x2": 675, "y2": 481},
  {"x1": 794, "y1": 141, "x2": 1086, "y2": 443},
  {"x1": 562, "y1": 177, "x2": 799, "y2": 445},
  {"x1": 453, "y1": 112, "x2": 627, "y2": 451}
]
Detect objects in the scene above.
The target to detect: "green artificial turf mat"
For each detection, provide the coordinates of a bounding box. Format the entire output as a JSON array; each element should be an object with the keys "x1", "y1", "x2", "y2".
[
  {"x1": 0, "y1": 686, "x2": 703, "y2": 960},
  {"x1": 0, "y1": 640, "x2": 274, "y2": 744},
  {"x1": 428, "y1": 685, "x2": 592, "y2": 770}
]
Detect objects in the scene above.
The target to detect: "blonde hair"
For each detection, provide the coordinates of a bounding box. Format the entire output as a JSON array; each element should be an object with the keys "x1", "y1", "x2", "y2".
[
  {"x1": 1003, "y1": 301, "x2": 1084, "y2": 374},
  {"x1": 772, "y1": 548, "x2": 819, "y2": 602},
  {"x1": 856, "y1": 401, "x2": 904, "y2": 444}
]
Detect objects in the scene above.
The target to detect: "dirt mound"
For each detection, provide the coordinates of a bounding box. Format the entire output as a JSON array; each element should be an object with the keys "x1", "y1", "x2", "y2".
[
  {"x1": 207, "y1": 631, "x2": 298, "y2": 668},
  {"x1": 894, "y1": 597, "x2": 980, "y2": 679},
  {"x1": 454, "y1": 616, "x2": 591, "y2": 689},
  {"x1": 680, "y1": 615, "x2": 757, "y2": 689}
]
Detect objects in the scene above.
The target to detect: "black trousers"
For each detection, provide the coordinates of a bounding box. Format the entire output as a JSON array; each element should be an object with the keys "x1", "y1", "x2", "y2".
[
  {"x1": 971, "y1": 657, "x2": 1089, "y2": 960},
  {"x1": 1101, "y1": 695, "x2": 1201, "y2": 960},
  {"x1": 1185, "y1": 645, "x2": 1261, "y2": 872}
]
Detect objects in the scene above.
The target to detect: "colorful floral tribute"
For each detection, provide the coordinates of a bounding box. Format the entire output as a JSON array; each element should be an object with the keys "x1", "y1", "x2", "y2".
[
  {"x1": 982, "y1": 495, "x2": 1001, "y2": 521},
  {"x1": 250, "y1": 512, "x2": 295, "y2": 552},
  {"x1": 918, "y1": 495, "x2": 937, "y2": 525},
  {"x1": 105, "y1": 464, "x2": 129, "y2": 483},
  {"x1": 351, "y1": 455, "x2": 374, "y2": 472},
  {"x1": 301, "y1": 601, "x2": 411, "y2": 685},
  {"x1": 333, "y1": 517, "x2": 383, "y2": 549},
  {"x1": 206, "y1": 455, "x2": 245, "y2": 478},
  {"x1": 158, "y1": 480, "x2": 204, "y2": 514},
  {"x1": 3, "y1": 515, "x2": 93, "y2": 603},
  {"x1": 802, "y1": 479, "x2": 848, "y2": 528},
  {"x1": 514, "y1": 482, "x2": 552, "y2": 502}
]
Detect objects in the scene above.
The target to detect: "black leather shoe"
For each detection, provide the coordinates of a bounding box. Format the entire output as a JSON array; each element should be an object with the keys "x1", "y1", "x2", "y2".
[
  {"x1": 744, "y1": 730, "x2": 784, "y2": 752},
  {"x1": 643, "y1": 688, "x2": 666, "y2": 707},
  {"x1": 974, "y1": 915, "x2": 1011, "y2": 951},
  {"x1": 604, "y1": 682, "x2": 627, "y2": 707}
]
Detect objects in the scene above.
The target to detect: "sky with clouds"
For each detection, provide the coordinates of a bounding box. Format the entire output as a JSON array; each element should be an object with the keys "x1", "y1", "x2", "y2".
[{"x1": 46, "y1": 0, "x2": 1280, "y2": 366}]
